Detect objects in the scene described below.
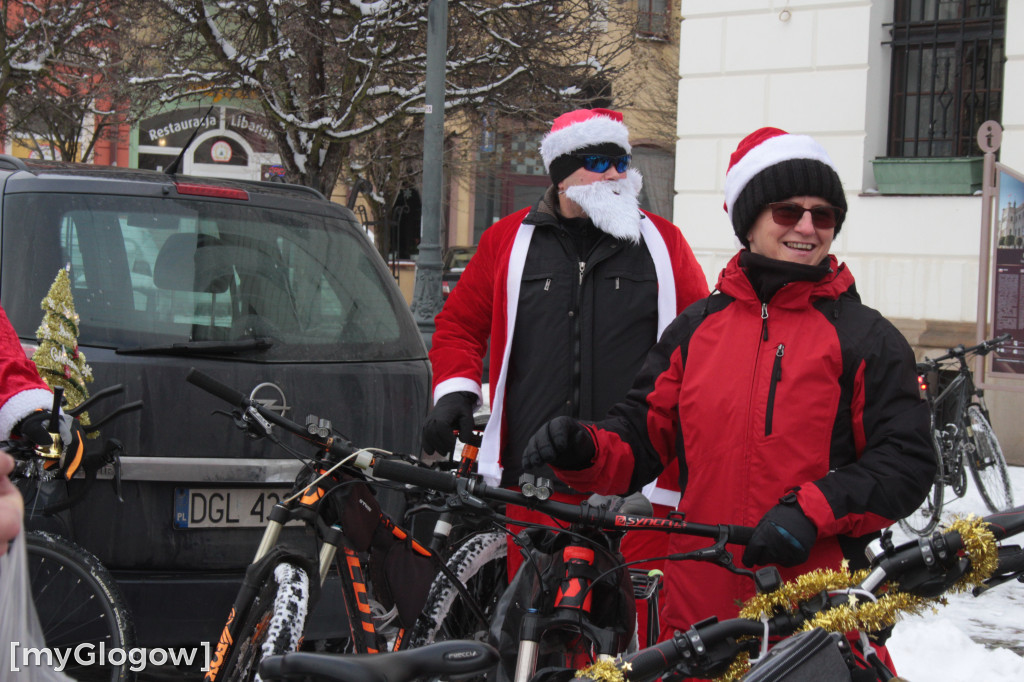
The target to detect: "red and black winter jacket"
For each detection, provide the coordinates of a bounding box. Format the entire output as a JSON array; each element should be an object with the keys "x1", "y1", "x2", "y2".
[{"x1": 553, "y1": 252, "x2": 935, "y2": 634}]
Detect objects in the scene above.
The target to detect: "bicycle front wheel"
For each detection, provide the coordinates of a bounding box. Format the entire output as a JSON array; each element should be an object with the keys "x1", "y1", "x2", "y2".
[
  {"x1": 966, "y1": 405, "x2": 1014, "y2": 512},
  {"x1": 27, "y1": 531, "x2": 136, "y2": 682},
  {"x1": 898, "y1": 428, "x2": 945, "y2": 536},
  {"x1": 408, "y1": 530, "x2": 507, "y2": 648},
  {"x1": 219, "y1": 561, "x2": 310, "y2": 682}
]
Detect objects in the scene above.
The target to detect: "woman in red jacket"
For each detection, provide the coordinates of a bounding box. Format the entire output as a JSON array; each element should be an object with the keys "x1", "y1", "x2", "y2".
[{"x1": 523, "y1": 127, "x2": 935, "y2": 674}]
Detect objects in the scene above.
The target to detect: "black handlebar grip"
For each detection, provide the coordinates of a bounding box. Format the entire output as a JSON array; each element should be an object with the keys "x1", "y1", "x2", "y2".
[
  {"x1": 372, "y1": 457, "x2": 459, "y2": 494},
  {"x1": 982, "y1": 504, "x2": 1024, "y2": 542},
  {"x1": 617, "y1": 638, "x2": 687, "y2": 682},
  {"x1": 186, "y1": 368, "x2": 249, "y2": 409},
  {"x1": 727, "y1": 524, "x2": 755, "y2": 545},
  {"x1": 996, "y1": 545, "x2": 1024, "y2": 575}
]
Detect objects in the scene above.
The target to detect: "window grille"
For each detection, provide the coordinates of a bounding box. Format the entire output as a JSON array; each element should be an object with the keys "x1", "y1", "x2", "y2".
[
  {"x1": 638, "y1": 0, "x2": 669, "y2": 38},
  {"x1": 885, "y1": 0, "x2": 1005, "y2": 157}
]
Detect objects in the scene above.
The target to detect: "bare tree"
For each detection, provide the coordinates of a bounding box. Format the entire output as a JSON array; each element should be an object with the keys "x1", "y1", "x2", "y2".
[
  {"x1": 133, "y1": 0, "x2": 639, "y2": 205},
  {"x1": 0, "y1": 0, "x2": 128, "y2": 150}
]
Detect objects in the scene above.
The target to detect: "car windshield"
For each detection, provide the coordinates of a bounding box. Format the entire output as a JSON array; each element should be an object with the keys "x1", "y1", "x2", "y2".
[{"x1": 2, "y1": 191, "x2": 423, "y2": 361}]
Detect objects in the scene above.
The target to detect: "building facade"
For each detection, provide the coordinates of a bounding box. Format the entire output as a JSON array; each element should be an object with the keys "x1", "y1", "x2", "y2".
[{"x1": 674, "y1": 0, "x2": 1024, "y2": 461}]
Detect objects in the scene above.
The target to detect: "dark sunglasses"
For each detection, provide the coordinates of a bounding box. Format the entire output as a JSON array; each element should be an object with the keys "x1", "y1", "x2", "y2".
[
  {"x1": 767, "y1": 202, "x2": 844, "y2": 230},
  {"x1": 574, "y1": 154, "x2": 631, "y2": 174}
]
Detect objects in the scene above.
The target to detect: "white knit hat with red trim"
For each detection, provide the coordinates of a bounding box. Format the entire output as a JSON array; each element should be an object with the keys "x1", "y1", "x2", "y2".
[
  {"x1": 540, "y1": 108, "x2": 631, "y2": 174},
  {"x1": 724, "y1": 127, "x2": 847, "y2": 246}
]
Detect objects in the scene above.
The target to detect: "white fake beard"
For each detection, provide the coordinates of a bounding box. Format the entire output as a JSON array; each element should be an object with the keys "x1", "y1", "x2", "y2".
[{"x1": 563, "y1": 168, "x2": 644, "y2": 243}]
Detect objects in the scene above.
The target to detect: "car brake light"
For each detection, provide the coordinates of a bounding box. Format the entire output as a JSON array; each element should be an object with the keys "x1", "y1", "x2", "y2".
[{"x1": 174, "y1": 182, "x2": 249, "y2": 200}]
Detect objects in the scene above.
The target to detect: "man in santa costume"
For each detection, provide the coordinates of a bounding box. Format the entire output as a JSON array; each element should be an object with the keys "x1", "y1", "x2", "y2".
[{"x1": 422, "y1": 108, "x2": 709, "y2": 640}]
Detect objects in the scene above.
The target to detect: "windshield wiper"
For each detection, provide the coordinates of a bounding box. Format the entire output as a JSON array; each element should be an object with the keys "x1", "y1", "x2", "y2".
[{"x1": 117, "y1": 338, "x2": 274, "y2": 356}]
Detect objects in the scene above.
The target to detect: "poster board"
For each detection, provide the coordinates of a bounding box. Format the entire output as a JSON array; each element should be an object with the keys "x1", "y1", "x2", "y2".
[{"x1": 990, "y1": 162, "x2": 1024, "y2": 376}]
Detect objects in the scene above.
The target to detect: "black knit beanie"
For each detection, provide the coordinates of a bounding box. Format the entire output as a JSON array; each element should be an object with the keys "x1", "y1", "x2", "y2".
[{"x1": 725, "y1": 127, "x2": 847, "y2": 247}]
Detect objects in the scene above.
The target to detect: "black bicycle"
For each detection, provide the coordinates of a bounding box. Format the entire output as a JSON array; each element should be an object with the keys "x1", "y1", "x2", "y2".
[
  {"x1": 185, "y1": 369, "x2": 502, "y2": 682},
  {"x1": 7, "y1": 385, "x2": 142, "y2": 682},
  {"x1": 899, "y1": 334, "x2": 1015, "y2": 536},
  {"x1": 363, "y1": 455, "x2": 755, "y2": 682}
]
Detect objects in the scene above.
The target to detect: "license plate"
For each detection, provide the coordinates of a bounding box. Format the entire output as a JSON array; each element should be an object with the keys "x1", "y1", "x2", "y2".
[{"x1": 173, "y1": 487, "x2": 292, "y2": 529}]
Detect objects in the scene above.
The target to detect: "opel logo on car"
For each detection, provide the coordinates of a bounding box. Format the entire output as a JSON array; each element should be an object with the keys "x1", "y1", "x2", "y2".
[{"x1": 250, "y1": 382, "x2": 290, "y2": 417}]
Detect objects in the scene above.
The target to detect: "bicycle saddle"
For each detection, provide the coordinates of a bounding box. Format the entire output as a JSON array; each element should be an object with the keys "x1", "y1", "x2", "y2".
[{"x1": 257, "y1": 639, "x2": 498, "y2": 681}]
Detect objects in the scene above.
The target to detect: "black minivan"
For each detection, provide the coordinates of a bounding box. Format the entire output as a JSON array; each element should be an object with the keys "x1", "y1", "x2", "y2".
[{"x1": 0, "y1": 156, "x2": 430, "y2": 647}]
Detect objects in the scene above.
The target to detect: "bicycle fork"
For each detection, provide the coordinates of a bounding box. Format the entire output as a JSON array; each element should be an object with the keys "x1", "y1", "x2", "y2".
[{"x1": 512, "y1": 543, "x2": 620, "y2": 682}]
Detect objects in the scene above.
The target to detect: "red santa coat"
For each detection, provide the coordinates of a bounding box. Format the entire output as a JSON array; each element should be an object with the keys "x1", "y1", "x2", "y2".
[
  {"x1": 430, "y1": 207, "x2": 708, "y2": 505},
  {"x1": 0, "y1": 305, "x2": 54, "y2": 438}
]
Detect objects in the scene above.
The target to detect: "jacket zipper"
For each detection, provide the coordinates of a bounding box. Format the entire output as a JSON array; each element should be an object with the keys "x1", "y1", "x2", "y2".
[
  {"x1": 765, "y1": 343, "x2": 784, "y2": 436},
  {"x1": 761, "y1": 302, "x2": 769, "y2": 341},
  {"x1": 571, "y1": 260, "x2": 585, "y2": 415}
]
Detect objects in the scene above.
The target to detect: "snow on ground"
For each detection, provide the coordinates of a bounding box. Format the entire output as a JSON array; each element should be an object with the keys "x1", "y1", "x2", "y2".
[{"x1": 886, "y1": 465, "x2": 1024, "y2": 681}]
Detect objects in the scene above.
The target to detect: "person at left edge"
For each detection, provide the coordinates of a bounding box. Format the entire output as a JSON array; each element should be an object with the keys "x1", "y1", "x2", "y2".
[{"x1": 0, "y1": 303, "x2": 83, "y2": 555}]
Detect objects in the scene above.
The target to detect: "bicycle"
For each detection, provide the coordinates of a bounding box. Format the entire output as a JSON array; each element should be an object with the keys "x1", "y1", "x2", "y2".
[
  {"x1": 899, "y1": 334, "x2": 1015, "y2": 536},
  {"x1": 571, "y1": 503, "x2": 1024, "y2": 681},
  {"x1": 362, "y1": 455, "x2": 755, "y2": 682},
  {"x1": 6, "y1": 384, "x2": 143, "y2": 682},
  {"x1": 185, "y1": 369, "x2": 503, "y2": 682}
]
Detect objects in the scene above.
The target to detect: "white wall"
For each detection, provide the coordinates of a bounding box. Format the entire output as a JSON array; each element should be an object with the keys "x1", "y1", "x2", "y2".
[
  {"x1": 675, "y1": 1, "x2": 1024, "y2": 464},
  {"x1": 674, "y1": 0, "x2": 1020, "y2": 325}
]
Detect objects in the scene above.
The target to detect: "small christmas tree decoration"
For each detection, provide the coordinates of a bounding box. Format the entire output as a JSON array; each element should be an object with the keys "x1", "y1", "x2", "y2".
[{"x1": 32, "y1": 266, "x2": 94, "y2": 432}]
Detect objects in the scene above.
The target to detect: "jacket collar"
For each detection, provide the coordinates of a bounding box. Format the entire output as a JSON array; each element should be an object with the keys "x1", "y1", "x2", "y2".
[{"x1": 717, "y1": 252, "x2": 853, "y2": 308}]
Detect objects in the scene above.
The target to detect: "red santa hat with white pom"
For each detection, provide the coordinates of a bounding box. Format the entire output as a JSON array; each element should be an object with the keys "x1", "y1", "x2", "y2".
[
  {"x1": 724, "y1": 127, "x2": 847, "y2": 247},
  {"x1": 540, "y1": 109, "x2": 632, "y2": 186}
]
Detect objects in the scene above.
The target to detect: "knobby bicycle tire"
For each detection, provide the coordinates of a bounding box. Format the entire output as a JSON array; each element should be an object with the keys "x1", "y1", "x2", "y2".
[
  {"x1": 408, "y1": 530, "x2": 507, "y2": 649},
  {"x1": 26, "y1": 531, "x2": 136, "y2": 682},
  {"x1": 219, "y1": 561, "x2": 310, "y2": 682},
  {"x1": 898, "y1": 427, "x2": 945, "y2": 536},
  {"x1": 965, "y1": 405, "x2": 1014, "y2": 513}
]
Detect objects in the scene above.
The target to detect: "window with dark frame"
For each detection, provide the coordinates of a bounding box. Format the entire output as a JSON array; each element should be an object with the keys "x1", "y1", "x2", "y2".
[
  {"x1": 637, "y1": 0, "x2": 669, "y2": 38},
  {"x1": 885, "y1": 0, "x2": 1005, "y2": 158}
]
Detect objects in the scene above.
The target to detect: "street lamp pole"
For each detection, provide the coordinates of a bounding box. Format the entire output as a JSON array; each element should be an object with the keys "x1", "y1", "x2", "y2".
[{"x1": 410, "y1": 0, "x2": 447, "y2": 347}]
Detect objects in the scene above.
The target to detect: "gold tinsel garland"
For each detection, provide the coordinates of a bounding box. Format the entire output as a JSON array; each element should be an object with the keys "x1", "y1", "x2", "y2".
[
  {"x1": 713, "y1": 516, "x2": 998, "y2": 682},
  {"x1": 576, "y1": 517, "x2": 998, "y2": 682},
  {"x1": 575, "y1": 659, "x2": 627, "y2": 682}
]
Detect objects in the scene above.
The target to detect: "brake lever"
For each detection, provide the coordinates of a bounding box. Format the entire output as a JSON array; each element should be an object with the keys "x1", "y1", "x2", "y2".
[
  {"x1": 65, "y1": 384, "x2": 125, "y2": 417},
  {"x1": 973, "y1": 570, "x2": 1024, "y2": 596},
  {"x1": 82, "y1": 400, "x2": 143, "y2": 434},
  {"x1": 211, "y1": 408, "x2": 260, "y2": 437},
  {"x1": 667, "y1": 527, "x2": 756, "y2": 580}
]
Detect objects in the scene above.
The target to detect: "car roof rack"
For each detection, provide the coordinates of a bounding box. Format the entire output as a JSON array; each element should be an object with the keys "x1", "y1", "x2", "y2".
[{"x1": 0, "y1": 155, "x2": 30, "y2": 171}]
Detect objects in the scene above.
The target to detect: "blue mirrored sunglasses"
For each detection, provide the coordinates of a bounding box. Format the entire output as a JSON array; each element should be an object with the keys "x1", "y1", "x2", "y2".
[{"x1": 574, "y1": 154, "x2": 631, "y2": 174}]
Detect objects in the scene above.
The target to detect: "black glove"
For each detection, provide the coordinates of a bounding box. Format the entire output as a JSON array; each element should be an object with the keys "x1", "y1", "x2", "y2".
[
  {"x1": 421, "y1": 391, "x2": 478, "y2": 458},
  {"x1": 15, "y1": 410, "x2": 85, "y2": 478},
  {"x1": 521, "y1": 416, "x2": 595, "y2": 471},
  {"x1": 742, "y1": 493, "x2": 817, "y2": 568}
]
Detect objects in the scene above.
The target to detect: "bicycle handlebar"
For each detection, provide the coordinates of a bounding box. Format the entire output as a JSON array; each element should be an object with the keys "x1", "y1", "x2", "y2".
[
  {"x1": 370, "y1": 456, "x2": 755, "y2": 544},
  {"x1": 186, "y1": 368, "x2": 358, "y2": 462},
  {"x1": 920, "y1": 333, "x2": 1012, "y2": 368},
  {"x1": 577, "y1": 503, "x2": 1024, "y2": 681}
]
